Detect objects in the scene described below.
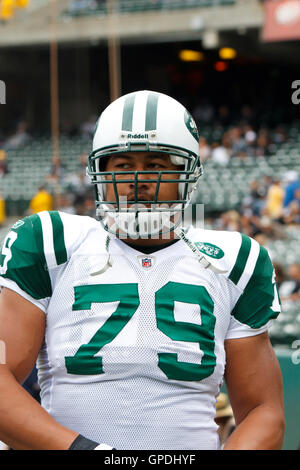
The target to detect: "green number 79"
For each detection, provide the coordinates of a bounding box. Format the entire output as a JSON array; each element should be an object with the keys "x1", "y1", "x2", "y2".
[{"x1": 65, "y1": 281, "x2": 216, "y2": 382}]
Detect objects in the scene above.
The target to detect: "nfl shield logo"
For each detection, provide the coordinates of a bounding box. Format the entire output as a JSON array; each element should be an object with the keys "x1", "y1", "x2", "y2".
[{"x1": 142, "y1": 258, "x2": 152, "y2": 268}]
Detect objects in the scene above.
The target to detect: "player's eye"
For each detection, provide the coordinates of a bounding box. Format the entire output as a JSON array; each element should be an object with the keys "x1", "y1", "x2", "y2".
[
  {"x1": 114, "y1": 162, "x2": 131, "y2": 169},
  {"x1": 147, "y1": 161, "x2": 167, "y2": 170}
]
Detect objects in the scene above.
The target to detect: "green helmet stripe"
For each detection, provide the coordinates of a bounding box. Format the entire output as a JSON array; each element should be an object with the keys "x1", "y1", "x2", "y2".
[
  {"x1": 122, "y1": 92, "x2": 137, "y2": 131},
  {"x1": 145, "y1": 91, "x2": 159, "y2": 131},
  {"x1": 49, "y1": 211, "x2": 67, "y2": 265}
]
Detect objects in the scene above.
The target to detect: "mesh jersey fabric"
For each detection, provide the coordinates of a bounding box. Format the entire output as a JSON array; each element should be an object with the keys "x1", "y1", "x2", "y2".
[{"x1": 0, "y1": 211, "x2": 281, "y2": 450}]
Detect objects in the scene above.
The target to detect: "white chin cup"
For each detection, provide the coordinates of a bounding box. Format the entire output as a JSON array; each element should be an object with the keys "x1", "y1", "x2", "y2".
[
  {"x1": 116, "y1": 211, "x2": 172, "y2": 237},
  {"x1": 103, "y1": 209, "x2": 181, "y2": 238}
]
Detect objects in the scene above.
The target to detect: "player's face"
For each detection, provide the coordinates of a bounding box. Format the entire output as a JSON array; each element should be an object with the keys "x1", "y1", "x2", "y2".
[{"x1": 105, "y1": 152, "x2": 180, "y2": 205}]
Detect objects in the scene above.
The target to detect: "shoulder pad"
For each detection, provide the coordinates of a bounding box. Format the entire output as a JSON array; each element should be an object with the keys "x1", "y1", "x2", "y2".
[{"x1": 182, "y1": 227, "x2": 242, "y2": 277}]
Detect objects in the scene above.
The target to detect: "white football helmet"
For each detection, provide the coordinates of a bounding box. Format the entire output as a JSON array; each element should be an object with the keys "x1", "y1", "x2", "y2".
[{"x1": 88, "y1": 90, "x2": 203, "y2": 238}]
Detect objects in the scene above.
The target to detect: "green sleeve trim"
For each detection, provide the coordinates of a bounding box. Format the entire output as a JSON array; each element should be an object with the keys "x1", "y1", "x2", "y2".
[
  {"x1": 231, "y1": 245, "x2": 280, "y2": 329},
  {"x1": 49, "y1": 211, "x2": 67, "y2": 265},
  {"x1": 2, "y1": 215, "x2": 52, "y2": 299},
  {"x1": 31, "y1": 213, "x2": 45, "y2": 258},
  {"x1": 228, "y1": 233, "x2": 251, "y2": 285}
]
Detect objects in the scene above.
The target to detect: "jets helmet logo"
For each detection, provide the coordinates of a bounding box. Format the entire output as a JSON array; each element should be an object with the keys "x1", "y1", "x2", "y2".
[{"x1": 184, "y1": 110, "x2": 199, "y2": 142}]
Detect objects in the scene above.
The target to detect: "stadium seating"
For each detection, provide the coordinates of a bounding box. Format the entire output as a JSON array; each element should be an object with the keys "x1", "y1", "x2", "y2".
[
  {"x1": 196, "y1": 122, "x2": 300, "y2": 211},
  {"x1": 0, "y1": 136, "x2": 89, "y2": 202},
  {"x1": 1, "y1": 120, "x2": 300, "y2": 210},
  {"x1": 269, "y1": 305, "x2": 300, "y2": 347},
  {"x1": 1, "y1": 120, "x2": 300, "y2": 349}
]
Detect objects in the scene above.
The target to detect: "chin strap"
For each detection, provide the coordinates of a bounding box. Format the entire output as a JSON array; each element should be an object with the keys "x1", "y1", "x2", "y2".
[
  {"x1": 179, "y1": 228, "x2": 228, "y2": 275},
  {"x1": 90, "y1": 234, "x2": 113, "y2": 277},
  {"x1": 89, "y1": 228, "x2": 228, "y2": 276}
]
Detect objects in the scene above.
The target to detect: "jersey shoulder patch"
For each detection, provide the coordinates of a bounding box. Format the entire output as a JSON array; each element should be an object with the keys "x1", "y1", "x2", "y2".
[
  {"x1": 186, "y1": 227, "x2": 243, "y2": 277},
  {"x1": 187, "y1": 227, "x2": 281, "y2": 328}
]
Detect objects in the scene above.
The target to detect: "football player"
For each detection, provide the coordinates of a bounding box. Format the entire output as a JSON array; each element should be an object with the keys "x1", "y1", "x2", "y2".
[{"x1": 0, "y1": 91, "x2": 284, "y2": 450}]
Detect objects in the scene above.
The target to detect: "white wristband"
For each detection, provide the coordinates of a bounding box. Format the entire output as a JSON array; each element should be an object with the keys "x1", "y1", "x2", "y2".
[{"x1": 94, "y1": 443, "x2": 114, "y2": 450}]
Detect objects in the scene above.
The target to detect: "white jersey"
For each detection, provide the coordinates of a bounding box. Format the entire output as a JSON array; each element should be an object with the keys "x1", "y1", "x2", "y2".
[{"x1": 0, "y1": 211, "x2": 281, "y2": 450}]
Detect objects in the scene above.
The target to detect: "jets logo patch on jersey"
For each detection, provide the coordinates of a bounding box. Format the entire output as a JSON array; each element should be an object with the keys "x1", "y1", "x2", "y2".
[{"x1": 194, "y1": 242, "x2": 224, "y2": 259}]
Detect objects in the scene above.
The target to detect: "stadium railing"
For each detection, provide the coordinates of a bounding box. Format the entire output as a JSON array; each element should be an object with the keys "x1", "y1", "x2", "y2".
[{"x1": 64, "y1": 0, "x2": 236, "y2": 18}]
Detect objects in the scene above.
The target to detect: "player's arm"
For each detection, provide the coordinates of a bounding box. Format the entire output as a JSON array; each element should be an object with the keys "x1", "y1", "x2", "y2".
[
  {"x1": 223, "y1": 331, "x2": 285, "y2": 450},
  {"x1": 0, "y1": 215, "x2": 113, "y2": 450},
  {"x1": 0, "y1": 287, "x2": 79, "y2": 450}
]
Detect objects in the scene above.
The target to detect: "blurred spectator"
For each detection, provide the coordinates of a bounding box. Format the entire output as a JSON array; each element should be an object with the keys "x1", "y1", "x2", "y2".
[
  {"x1": 248, "y1": 180, "x2": 267, "y2": 217},
  {"x1": 215, "y1": 393, "x2": 235, "y2": 449},
  {"x1": 0, "y1": 149, "x2": 8, "y2": 177},
  {"x1": 63, "y1": 153, "x2": 90, "y2": 203},
  {"x1": 80, "y1": 114, "x2": 97, "y2": 140},
  {"x1": 29, "y1": 186, "x2": 54, "y2": 214},
  {"x1": 228, "y1": 126, "x2": 247, "y2": 157},
  {"x1": 283, "y1": 171, "x2": 300, "y2": 209},
  {"x1": 45, "y1": 155, "x2": 67, "y2": 186},
  {"x1": 253, "y1": 231, "x2": 275, "y2": 260},
  {"x1": 214, "y1": 210, "x2": 241, "y2": 232},
  {"x1": 3, "y1": 121, "x2": 30, "y2": 151},
  {"x1": 273, "y1": 262, "x2": 286, "y2": 290},
  {"x1": 73, "y1": 194, "x2": 87, "y2": 216},
  {"x1": 55, "y1": 192, "x2": 76, "y2": 214},
  {"x1": 244, "y1": 125, "x2": 257, "y2": 145},
  {"x1": 255, "y1": 128, "x2": 271, "y2": 157},
  {"x1": 283, "y1": 200, "x2": 300, "y2": 226},
  {"x1": 198, "y1": 137, "x2": 211, "y2": 162},
  {"x1": 211, "y1": 140, "x2": 231, "y2": 166},
  {"x1": 265, "y1": 179, "x2": 284, "y2": 221},
  {"x1": 240, "y1": 181, "x2": 286, "y2": 240},
  {"x1": 273, "y1": 125, "x2": 287, "y2": 144},
  {"x1": 262, "y1": 174, "x2": 273, "y2": 191},
  {"x1": 279, "y1": 263, "x2": 300, "y2": 305},
  {"x1": 77, "y1": 153, "x2": 90, "y2": 185},
  {"x1": 243, "y1": 124, "x2": 257, "y2": 158},
  {"x1": 73, "y1": 190, "x2": 95, "y2": 217},
  {"x1": 0, "y1": 192, "x2": 6, "y2": 227},
  {"x1": 83, "y1": 190, "x2": 96, "y2": 217},
  {"x1": 253, "y1": 231, "x2": 269, "y2": 247}
]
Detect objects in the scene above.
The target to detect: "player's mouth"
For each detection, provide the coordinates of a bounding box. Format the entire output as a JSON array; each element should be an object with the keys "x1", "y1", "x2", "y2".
[{"x1": 126, "y1": 193, "x2": 155, "y2": 203}]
